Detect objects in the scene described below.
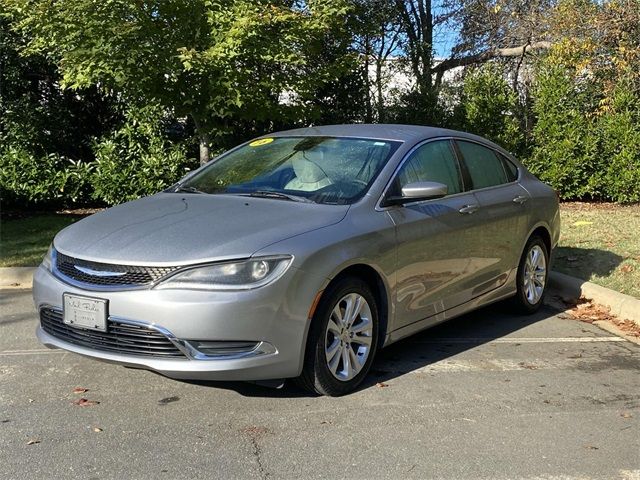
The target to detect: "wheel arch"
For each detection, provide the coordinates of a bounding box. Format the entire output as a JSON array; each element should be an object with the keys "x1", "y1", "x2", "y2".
[
  {"x1": 520, "y1": 223, "x2": 553, "y2": 259},
  {"x1": 311, "y1": 262, "x2": 391, "y2": 351}
]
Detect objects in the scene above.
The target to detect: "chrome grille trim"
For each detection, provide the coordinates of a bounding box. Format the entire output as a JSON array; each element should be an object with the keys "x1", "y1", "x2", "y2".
[
  {"x1": 53, "y1": 250, "x2": 180, "y2": 290},
  {"x1": 40, "y1": 307, "x2": 187, "y2": 358}
]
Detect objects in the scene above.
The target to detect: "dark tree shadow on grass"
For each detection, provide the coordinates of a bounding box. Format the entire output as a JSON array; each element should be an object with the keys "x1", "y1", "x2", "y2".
[{"x1": 552, "y1": 247, "x2": 623, "y2": 282}]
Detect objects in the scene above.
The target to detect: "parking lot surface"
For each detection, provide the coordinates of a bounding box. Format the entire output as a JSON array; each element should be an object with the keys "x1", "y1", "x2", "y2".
[{"x1": 1, "y1": 288, "x2": 639, "y2": 480}]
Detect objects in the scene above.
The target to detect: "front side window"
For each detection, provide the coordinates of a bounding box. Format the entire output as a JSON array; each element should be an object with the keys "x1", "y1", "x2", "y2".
[
  {"x1": 178, "y1": 136, "x2": 400, "y2": 205},
  {"x1": 393, "y1": 140, "x2": 463, "y2": 196},
  {"x1": 456, "y1": 141, "x2": 508, "y2": 189}
]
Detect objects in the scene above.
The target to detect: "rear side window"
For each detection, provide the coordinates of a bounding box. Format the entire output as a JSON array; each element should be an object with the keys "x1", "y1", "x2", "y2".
[
  {"x1": 456, "y1": 141, "x2": 508, "y2": 189},
  {"x1": 396, "y1": 140, "x2": 463, "y2": 195},
  {"x1": 500, "y1": 154, "x2": 519, "y2": 181}
]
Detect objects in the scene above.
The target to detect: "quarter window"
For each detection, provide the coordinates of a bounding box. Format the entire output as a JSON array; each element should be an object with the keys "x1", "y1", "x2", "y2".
[
  {"x1": 500, "y1": 154, "x2": 519, "y2": 182},
  {"x1": 395, "y1": 140, "x2": 463, "y2": 195},
  {"x1": 456, "y1": 141, "x2": 508, "y2": 189}
]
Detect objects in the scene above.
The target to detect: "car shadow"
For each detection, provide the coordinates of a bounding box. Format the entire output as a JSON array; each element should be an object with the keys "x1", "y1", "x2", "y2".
[
  {"x1": 182, "y1": 301, "x2": 562, "y2": 398},
  {"x1": 552, "y1": 246, "x2": 623, "y2": 281}
]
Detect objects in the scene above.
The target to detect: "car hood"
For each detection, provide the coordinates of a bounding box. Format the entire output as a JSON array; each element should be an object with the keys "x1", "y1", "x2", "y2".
[{"x1": 54, "y1": 193, "x2": 349, "y2": 265}]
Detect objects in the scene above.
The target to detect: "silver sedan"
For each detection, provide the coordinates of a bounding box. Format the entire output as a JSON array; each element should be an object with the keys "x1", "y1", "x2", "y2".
[{"x1": 33, "y1": 124, "x2": 560, "y2": 396}]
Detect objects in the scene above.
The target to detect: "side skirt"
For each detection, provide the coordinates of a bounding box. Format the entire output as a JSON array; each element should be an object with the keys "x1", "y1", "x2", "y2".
[{"x1": 382, "y1": 282, "x2": 517, "y2": 348}]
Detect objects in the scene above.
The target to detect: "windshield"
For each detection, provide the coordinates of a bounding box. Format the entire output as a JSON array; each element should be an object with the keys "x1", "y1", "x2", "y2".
[{"x1": 177, "y1": 136, "x2": 401, "y2": 205}]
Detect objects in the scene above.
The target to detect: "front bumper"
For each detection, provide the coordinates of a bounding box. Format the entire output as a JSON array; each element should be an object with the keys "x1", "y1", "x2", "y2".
[{"x1": 32, "y1": 265, "x2": 322, "y2": 381}]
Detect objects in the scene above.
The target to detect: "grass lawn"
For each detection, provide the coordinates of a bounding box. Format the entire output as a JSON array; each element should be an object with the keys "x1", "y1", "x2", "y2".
[
  {"x1": 0, "y1": 214, "x2": 87, "y2": 267},
  {"x1": 555, "y1": 202, "x2": 640, "y2": 299}
]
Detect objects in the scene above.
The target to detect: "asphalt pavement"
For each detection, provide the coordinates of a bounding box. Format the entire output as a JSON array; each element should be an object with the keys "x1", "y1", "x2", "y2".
[{"x1": 1, "y1": 288, "x2": 639, "y2": 480}]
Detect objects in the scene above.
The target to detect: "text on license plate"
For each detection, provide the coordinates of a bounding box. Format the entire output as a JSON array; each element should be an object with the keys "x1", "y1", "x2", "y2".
[{"x1": 63, "y1": 294, "x2": 108, "y2": 332}]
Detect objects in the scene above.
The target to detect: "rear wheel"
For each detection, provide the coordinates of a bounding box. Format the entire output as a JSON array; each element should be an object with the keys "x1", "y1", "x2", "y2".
[
  {"x1": 512, "y1": 235, "x2": 549, "y2": 314},
  {"x1": 297, "y1": 277, "x2": 379, "y2": 396}
]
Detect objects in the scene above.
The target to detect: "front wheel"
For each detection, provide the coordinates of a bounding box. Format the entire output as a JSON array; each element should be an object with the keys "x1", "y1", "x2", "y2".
[
  {"x1": 296, "y1": 277, "x2": 379, "y2": 396},
  {"x1": 512, "y1": 235, "x2": 549, "y2": 314}
]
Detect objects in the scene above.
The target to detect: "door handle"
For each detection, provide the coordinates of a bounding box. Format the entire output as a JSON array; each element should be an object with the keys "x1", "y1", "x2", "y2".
[
  {"x1": 513, "y1": 195, "x2": 528, "y2": 204},
  {"x1": 459, "y1": 204, "x2": 479, "y2": 214}
]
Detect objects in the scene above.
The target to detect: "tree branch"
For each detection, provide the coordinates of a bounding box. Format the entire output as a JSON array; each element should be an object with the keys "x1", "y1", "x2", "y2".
[{"x1": 431, "y1": 41, "x2": 552, "y2": 74}]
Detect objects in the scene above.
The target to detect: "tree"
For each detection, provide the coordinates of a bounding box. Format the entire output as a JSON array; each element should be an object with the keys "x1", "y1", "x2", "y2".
[
  {"x1": 353, "y1": 0, "x2": 403, "y2": 122},
  {"x1": 8, "y1": 0, "x2": 349, "y2": 165},
  {"x1": 458, "y1": 63, "x2": 524, "y2": 154}
]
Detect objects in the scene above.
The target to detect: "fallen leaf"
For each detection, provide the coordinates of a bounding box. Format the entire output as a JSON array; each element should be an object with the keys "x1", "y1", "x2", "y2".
[
  {"x1": 26, "y1": 439, "x2": 40, "y2": 445},
  {"x1": 72, "y1": 398, "x2": 100, "y2": 407},
  {"x1": 158, "y1": 396, "x2": 180, "y2": 405},
  {"x1": 93, "y1": 427, "x2": 103, "y2": 432},
  {"x1": 376, "y1": 382, "x2": 389, "y2": 388},
  {"x1": 621, "y1": 412, "x2": 633, "y2": 419},
  {"x1": 584, "y1": 445, "x2": 599, "y2": 450},
  {"x1": 620, "y1": 264, "x2": 634, "y2": 273},
  {"x1": 72, "y1": 387, "x2": 89, "y2": 394}
]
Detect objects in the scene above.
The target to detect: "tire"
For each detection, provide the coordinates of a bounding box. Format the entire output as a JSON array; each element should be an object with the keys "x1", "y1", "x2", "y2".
[
  {"x1": 512, "y1": 235, "x2": 549, "y2": 314},
  {"x1": 296, "y1": 277, "x2": 379, "y2": 396}
]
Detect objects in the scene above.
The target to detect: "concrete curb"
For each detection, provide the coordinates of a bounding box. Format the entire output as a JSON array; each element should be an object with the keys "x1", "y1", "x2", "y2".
[
  {"x1": 548, "y1": 271, "x2": 640, "y2": 328},
  {"x1": 0, "y1": 267, "x2": 36, "y2": 288}
]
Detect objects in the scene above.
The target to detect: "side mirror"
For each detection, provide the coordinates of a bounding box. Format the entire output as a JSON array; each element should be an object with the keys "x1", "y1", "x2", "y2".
[{"x1": 383, "y1": 181, "x2": 448, "y2": 206}]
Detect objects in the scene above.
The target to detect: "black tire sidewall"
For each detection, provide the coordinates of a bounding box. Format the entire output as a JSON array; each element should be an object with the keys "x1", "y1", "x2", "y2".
[
  {"x1": 306, "y1": 277, "x2": 379, "y2": 396},
  {"x1": 515, "y1": 236, "x2": 549, "y2": 313}
]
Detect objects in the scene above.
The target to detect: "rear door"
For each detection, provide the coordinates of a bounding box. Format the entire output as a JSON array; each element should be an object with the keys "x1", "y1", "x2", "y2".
[
  {"x1": 386, "y1": 139, "x2": 485, "y2": 329},
  {"x1": 453, "y1": 140, "x2": 531, "y2": 295}
]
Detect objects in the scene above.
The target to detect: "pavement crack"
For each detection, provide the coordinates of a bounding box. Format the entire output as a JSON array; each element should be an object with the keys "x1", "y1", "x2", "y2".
[
  {"x1": 250, "y1": 433, "x2": 269, "y2": 479},
  {"x1": 241, "y1": 426, "x2": 271, "y2": 479}
]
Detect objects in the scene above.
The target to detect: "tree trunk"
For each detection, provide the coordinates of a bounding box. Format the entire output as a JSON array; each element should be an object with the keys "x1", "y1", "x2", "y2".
[
  {"x1": 364, "y1": 35, "x2": 373, "y2": 123},
  {"x1": 198, "y1": 133, "x2": 210, "y2": 166},
  {"x1": 375, "y1": 59, "x2": 385, "y2": 123},
  {"x1": 192, "y1": 115, "x2": 210, "y2": 166}
]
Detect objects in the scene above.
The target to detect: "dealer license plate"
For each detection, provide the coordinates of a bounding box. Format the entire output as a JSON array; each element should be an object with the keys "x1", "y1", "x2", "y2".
[{"x1": 63, "y1": 294, "x2": 107, "y2": 332}]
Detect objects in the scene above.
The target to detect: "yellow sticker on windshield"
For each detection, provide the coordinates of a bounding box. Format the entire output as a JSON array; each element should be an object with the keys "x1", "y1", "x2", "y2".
[{"x1": 249, "y1": 138, "x2": 274, "y2": 147}]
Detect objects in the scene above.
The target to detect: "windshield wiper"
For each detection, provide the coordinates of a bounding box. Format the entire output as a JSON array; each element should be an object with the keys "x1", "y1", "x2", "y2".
[
  {"x1": 246, "y1": 190, "x2": 314, "y2": 203},
  {"x1": 173, "y1": 185, "x2": 206, "y2": 194}
]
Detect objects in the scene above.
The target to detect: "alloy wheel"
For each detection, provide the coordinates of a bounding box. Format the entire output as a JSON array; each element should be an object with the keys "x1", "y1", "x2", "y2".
[
  {"x1": 324, "y1": 293, "x2": 374, "y2": 381},
  {"x1": 523, "y1": 245, "x2": 546, "y2": 304}
]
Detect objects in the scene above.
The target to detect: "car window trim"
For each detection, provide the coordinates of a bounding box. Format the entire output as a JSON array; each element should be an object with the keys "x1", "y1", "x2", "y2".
[{"x1": 376, "y1": 136, "x2": 468, "y2": 211}]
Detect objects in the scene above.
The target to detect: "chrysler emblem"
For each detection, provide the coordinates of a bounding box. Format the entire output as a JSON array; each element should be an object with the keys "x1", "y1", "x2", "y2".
[{"x1": 74, "y1": 265, "x2": 127, "y2": 277}]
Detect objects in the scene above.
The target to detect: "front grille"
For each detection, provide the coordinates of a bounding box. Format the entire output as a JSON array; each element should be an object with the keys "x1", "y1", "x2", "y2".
[
  {"x1": 55, "y1": 251, "x2": 179, "y2": 288},
  {"x1": 40, "y1": 308, "x2": 186, "y2": 358}
]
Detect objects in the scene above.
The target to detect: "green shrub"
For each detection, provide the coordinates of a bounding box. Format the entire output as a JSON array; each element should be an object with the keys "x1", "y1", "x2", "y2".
[
  {"x1": 91, "y1": 106, "x2": 195, "y2": 205},
  {"x1": 597, "y1": 76, "x2": 640, "y2": 203},
  {"x1": 527, "y1": 64, "x2": 640, "y2": 202},
  {"x1": 0, "y1": 146, "x2": 91, "y2": 207},
  {"x1": 457, "y1": 64, "x2": 525, "y2": 155}
]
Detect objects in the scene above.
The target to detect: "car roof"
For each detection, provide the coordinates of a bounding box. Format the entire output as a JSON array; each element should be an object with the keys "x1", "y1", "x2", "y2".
[{"x1": 270, "y1": 124, "x2": 483, "y2": 143}]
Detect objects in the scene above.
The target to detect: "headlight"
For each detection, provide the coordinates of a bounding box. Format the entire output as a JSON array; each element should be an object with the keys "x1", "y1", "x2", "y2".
[
  {"x1": 42, "y1": 244, "x2": 54, "y2": 272},
  {"x1": 155, "y1": 256, "x2": 293, "y2": 291}
]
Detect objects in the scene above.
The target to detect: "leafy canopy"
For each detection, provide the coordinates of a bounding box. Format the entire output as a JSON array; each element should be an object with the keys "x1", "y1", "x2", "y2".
[{"x1": 9, "y1": 0, "x2": 350, "y2": 132}]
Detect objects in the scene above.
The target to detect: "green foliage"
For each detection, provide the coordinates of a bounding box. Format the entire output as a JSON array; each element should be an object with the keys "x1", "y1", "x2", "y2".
[
  {"x1": 0, "y1": 147, "x2": 91, "y2": 206},
  {"x1": 8, "y1": 0, "x2": 351, "y2": 163},
  {"x1": 457, "y1": 64, "x2": 525, "y2": 155},
  {"x1": 597, "y1": 75, "x2": 640, "y2": 202},
  {"x1": 91, "y1": 106, "x2": 196, "y2": 205},
  {"x1": 527, "y1": 64, "x2": 601, "y2": 199},
  {"x1": 528, "y1": 63, "x2": 640, "y2": 202}
]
